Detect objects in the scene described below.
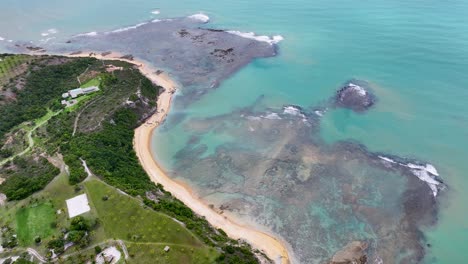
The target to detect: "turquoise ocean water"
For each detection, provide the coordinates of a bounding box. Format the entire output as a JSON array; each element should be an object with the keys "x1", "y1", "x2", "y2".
[{"x1": 1, "y1": 0, "x2": 467, "y2": 262}]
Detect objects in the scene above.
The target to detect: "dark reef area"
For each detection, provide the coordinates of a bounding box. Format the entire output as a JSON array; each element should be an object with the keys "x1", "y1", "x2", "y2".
[{"x1": 166, "y1": 81, "x2": 444, "y2": 263}]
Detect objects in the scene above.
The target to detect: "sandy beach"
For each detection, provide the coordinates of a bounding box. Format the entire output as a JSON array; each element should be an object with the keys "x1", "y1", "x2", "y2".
[{"x1": 63, "y1": 51, "x2": 291, "y2": 263}]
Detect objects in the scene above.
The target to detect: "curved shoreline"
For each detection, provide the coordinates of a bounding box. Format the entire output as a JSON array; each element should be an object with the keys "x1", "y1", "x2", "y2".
[{"x1": 63, "y1": 52, "x2": 291, "y2": 263}]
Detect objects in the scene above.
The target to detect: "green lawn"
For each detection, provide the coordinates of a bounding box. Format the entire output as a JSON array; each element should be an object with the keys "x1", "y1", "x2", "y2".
[
  {"x1": 80, "y1": 76, "x2": 101, "y2": 88},
  {"x1": 84, "y1": 180, "x2": 220, "y2": 263},
  {"x1": 85, "y1": 180, "x2": 202, "y2": 245},
  {"x1": 16, "y1": 202, "x2": 56, "y2": 246},
  {"x1": 126, "y1": 242, "x2": 219, "y2": 264}
]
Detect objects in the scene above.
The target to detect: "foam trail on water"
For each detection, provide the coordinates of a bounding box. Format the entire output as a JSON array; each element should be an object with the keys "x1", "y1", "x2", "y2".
[
  {"x1": 226, "y1": 31, "x2": 283, "y2": 45},
  {"x1": 151, "y1": 10, "x2": 160, "y2": 15},
  {"x1": 0, "y1": 36, "x2": 4, "y2": 41}
]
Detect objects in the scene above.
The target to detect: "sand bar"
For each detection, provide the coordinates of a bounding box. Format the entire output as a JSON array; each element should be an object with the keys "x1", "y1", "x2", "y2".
[{"x1": 59, "y1": 51, "x2": 291, "y2": 264}]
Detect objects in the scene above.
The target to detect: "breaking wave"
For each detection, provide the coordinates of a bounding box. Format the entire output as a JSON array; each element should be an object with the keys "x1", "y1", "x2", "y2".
[
  {"x1": 226, "y1": 31, "x2": 283, "y2": 45},
  {"x1": 187, "y1": 13, "x2": 210, "y2": 23},
  {"x1": 378, "y1": 155, "x2": 442, "y2": 196}
]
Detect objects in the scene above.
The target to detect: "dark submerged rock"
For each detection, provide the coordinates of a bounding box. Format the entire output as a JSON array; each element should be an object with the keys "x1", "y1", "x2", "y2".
[
  {"x1": 329, "y1": 241, "x2": 368, "y2": 264},
  {"x1": 335, "y1": 80, "x2": 376, "y2": 112}
]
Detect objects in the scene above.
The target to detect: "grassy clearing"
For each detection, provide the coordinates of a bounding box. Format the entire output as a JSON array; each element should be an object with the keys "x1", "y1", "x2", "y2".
[
  {"x1": 84, "y1": 179, "x2": 220, "y2": 263},
  {"x1": 16, "y1": 202, "x2": 55, "y2": 246},
  {"x1": 84, "y1": 180, "x2": 205, "y2": 247},
  {"x1": 80, "y1": 76, "x2": 101, "y2": 88},
  {"x1": 126, "y1": 242, "x2": 219, "y2": 264}
]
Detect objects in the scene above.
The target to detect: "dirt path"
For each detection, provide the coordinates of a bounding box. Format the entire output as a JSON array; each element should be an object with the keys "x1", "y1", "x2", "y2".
[
  {"x1": 0, "y1": 109, "x2": 61, "y2": 166},
  {"x1": 27, "y1": 248, "x2": 46, "y2": 263}
]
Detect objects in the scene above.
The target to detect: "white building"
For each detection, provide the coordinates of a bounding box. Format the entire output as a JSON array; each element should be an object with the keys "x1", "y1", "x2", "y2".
[
  {"x1": 65, "y1": 86, "x2": 100, "y2": 99},
  {"x1": 66, "y1": 194, "x2": 91, "y2": 218}
]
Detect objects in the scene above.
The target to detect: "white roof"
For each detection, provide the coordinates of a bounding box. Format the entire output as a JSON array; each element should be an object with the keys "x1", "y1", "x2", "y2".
[
  {"x1": 66, "y1": 194, "x2": 91, "y2": 218},
  {"x1": 82, "y1": 86, "x2": 99, "y2": 92}
]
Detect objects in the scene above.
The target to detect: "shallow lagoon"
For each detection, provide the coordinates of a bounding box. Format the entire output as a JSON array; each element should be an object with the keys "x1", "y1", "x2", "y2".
[{"x1": 1, "y1": 0, "x2": 468, "y2": 262}]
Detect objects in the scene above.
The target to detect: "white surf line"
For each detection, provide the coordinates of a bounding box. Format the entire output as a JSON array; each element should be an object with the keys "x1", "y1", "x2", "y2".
[
  {"x1": 226, "y1": 31, "x2": 283, "y2": 45},
  {"x1": 378, "y1": 155, "x2": 442, "y2": 197}
]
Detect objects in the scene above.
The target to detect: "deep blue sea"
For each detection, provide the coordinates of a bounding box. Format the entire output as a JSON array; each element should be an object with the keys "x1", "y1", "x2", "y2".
[{"x1": 1, "y1": 0, "x2": 467, "y2": 263}]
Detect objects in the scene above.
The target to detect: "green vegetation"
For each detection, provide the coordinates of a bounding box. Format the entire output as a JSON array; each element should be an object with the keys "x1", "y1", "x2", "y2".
[
  {"x1": 143, "y1": 192, "x2": 261, "y2": 264},
  {"x1": 0, "y1": 156, "x2": 60, "y2": 201},
  {"x1": 126, "y1": 242, "x2": 219, "y2": 264},
  {"x1": 86, "y1": 179, "x2": 203, "y2": 245},
  {"x1": 0, "y1": 57, "x2": 97, "y2": 138},
  {"x1": 0, "y1": 54, "x2": 32, "y2": 86},
  {"x1": 67, "y1": 108, "x2": 154, "y2": 190},
  {"x1": 16, "y1": 202, "x2": 55, "y2": 246},
  {"x1": 0, "y1": 55, "x2": 265, "y2": 263},
  {"x1": 80, "y1": 76, "x2": 101, "y2": 88}
]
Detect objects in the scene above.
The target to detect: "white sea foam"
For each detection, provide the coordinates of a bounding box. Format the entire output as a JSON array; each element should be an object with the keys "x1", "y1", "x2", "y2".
[
  {"x1": 411, "y1": 169, "x2": 440, "y2": 197},
  {"x1": 109, "y1": 22, "x2": 148, "y2": 34},
  {"x1": 41, "y1": 28, "x2": 58, "y2": 37},
  {"x1": 283, "y1": 106, "x2": 301, "y2": 116},
  {"x1": 283, "y1": 106, "x2": 307, "y2": 122},
  {"x1": 151, "y1": 10, "x2": 160, "y2": 15},
  {"x1": 378, "y1": 155, "x2": 441, "y2": 196},
  {"x1": 7, "y1": 40, "x2": 12, "y2": 43},
  {"x1": 378, "y1": 155, "x2": 397, "y2": 164},
  {"x1": 263, "y1": 113, "x2": 282, "y2": 120},
  {"x1": 226, "y1": 31, "x2": 283, "y2": 45},
  {"x1": 348, "y1": 83, "x2": 367, "y2": 96},
  {"x1": 0, "y1": 36, "x2": 4, "y2": 41},
  {"x1": 246, "y1": 116, "x2": 261, "y2": 121},
  {"x1": 39, "y1": 37, "x2": 56, "y2": 43},
  {"x1": 407, "y1": 163, "x2": 439, "y2": 176},
  {"x1": 314, "y1": 110, "x2": 324, "y2": 117},
  {"x1": 188, "y1": 13, "x2": 210, "y2": 23},
  {"x1": 76, "y1": 31, "x2": 98, "y2": 37}
]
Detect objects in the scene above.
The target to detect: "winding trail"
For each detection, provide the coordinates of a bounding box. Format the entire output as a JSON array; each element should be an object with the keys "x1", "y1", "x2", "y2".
[
  {"x1": 27, "y1": 248, "x2": 46, "y2": 263},
  {"x1": 0, "y1": 109, "x2": 61, "y2": 166}
]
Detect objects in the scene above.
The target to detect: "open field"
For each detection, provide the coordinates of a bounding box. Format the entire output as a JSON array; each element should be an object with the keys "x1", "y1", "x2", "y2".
[
  {"x1": 80, "y1": 76, "x2": 101, "y2": 88},
  {"x1": 126, "y1": 242, "x2": 219, "y2": 264},
  {"x1": 84, "y1": 179, "x2": 220, "y2": 263},
  {"x1": 16, "y1": 202, "x2": 55, "y2": 246},
  {"x1": 85, "y1": 180, "x2": 204, "y2": 246}
]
